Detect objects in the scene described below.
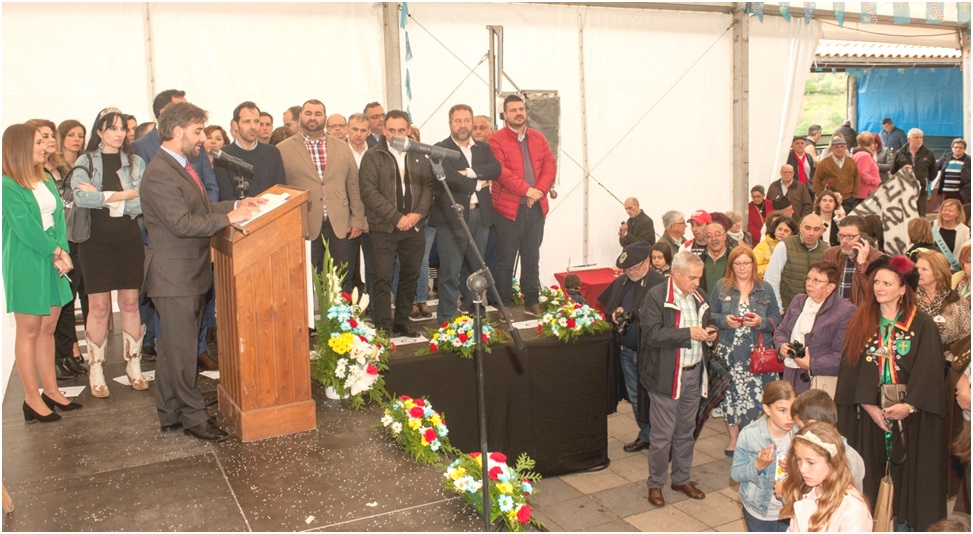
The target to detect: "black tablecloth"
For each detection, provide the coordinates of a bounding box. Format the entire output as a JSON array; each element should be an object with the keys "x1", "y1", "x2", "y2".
[{"x1": 385, "y1": 331, "x2": 611, "y2": 476}]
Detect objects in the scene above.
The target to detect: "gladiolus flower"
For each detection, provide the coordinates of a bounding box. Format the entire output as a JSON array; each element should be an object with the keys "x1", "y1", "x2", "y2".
[
  {"x1": 349, "y1": 318, "x2": 358, "y2": 328},
  {"x1": 341, "y1": 291, "x2": 352, "y2": 301},
  {"x1": 551, "y1": 285, "x2": 559, "y2": 290}
]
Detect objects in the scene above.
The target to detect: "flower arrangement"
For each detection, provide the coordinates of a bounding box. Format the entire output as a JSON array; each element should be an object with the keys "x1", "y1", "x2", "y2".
[
  {"x1": 444, "y1": 451, "x2": 543, "y2": 532},
  {"x1": 416, "y1": 315, "x2": 509, "y2": 359},
  {"x1": 537, "y1": 284, "x2": 569, "y2": 312},
  {"x1": 379, "y1": 395, "x2": 458, "y2": 464},
  {"x1": 310, "y1": 240, "x2": 391, "y2": 409},
  {"x1": 512, "y1": 277, "x2": 524, "y2": 306},
  {"x1": 536, "y1": 303, "x2": 612, "y2": 342}
]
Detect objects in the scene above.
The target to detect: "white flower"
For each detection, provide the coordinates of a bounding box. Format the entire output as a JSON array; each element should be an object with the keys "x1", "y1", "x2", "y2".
[
  {"x1": 391, "y1": 422, "x2": 402, "y2": 434},
  {"x1": 558, "y1": 317, "x2": 568, "y2": 327},
  {"x1": 381, "y1": 414, "x2": 394, "y2": 427},
  {"x1": 538, "y1": 296, "x2": 547, "y2": 303},
  {"x1": 309, "y1": 350, "x2": 321, "y2": 360}
]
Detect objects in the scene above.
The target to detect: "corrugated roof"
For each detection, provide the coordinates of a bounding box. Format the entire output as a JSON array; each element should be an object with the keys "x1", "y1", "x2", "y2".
[{"x1": 817, "y1": 39, "x2": 962, "y2": 60}]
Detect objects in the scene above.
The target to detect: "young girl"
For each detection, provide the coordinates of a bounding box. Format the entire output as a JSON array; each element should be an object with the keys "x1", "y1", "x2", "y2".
[
  {"x1": 731, "y1": 380, "x2": 798, "y2": 532},
  {"x1": 780, "y1": 423, "x2": 872, "y2": 532}
]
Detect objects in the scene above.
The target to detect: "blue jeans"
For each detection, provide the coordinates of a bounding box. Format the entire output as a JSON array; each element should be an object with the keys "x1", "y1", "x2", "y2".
[
  {"x1": 742, "y1": 507, "x2": 789, "y2": 532},
  {"x1": 619, "y1": 346, "x2": 651, "y2": 443}
]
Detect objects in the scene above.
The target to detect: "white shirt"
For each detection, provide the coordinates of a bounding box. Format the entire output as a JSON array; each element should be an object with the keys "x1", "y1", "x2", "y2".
[
  {"x1": 32, "y1": 182, "x2": 57, "y2": 230},
  {"x1": 350, "y1": 144, "x2": 367, "y2": 168},
  {"x1": 786, "y1": 296, "x2": 823, "y2": 369},
  {"x1": 388, "y1": 145, "x2": 408, "y2": 197},
  {"x1": 452, "y1": 137, "x2": 480, "y2": 207}
]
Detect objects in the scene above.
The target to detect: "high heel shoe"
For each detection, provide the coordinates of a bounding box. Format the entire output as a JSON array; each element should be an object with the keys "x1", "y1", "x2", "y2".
[
  {"x1": 41, "y1": 392, "x2": 83, "y2": 412},
  {"x1": 23, "y1": 402, "x2": 62, "y2": 423}
]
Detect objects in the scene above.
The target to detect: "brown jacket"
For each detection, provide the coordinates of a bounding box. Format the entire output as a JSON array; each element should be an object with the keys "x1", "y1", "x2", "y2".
[
  {"x1": 812, "y1": 155, "x2": 860, "y2": 200},
  {"x1": 820, "y1": 245, "x2": 884, "y2": 305}
]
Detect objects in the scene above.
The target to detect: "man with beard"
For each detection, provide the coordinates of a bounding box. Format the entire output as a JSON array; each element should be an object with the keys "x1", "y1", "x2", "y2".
[
  {"x1": 140, "y1": 102, "x2": 263, "y2": 441},
  {"x1": 278, "y1": 99, "x2": 364, "y2": 272},
  {"x1": 214, "y1": 101, "x2": 286, "y2": 200},
  {"x1": 428, "y1": 104, "x2": 500, "y2": 322},
  {"x1": 364, "y1": 102, "x2": 385, "y2": 148}
]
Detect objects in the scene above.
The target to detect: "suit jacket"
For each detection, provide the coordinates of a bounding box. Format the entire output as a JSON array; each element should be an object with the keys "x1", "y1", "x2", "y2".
[
  {"x1": 140, "y1": 149, "x2": 235, "y2": 298},
  {"x1": 358, "y1": 138, "x2": 434, "y2": 233},
  {"x1": 277, "y1": 133, "x2": 364, "y2": 241},
  {"x1": 133, "y1": 128, "x2": 219, "y2": 201},
  {"x1": 428, "y1": 136, "x2": 501, "y2": 229}
]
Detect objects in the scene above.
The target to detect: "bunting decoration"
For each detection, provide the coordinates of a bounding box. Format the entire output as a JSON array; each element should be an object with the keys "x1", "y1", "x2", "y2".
[
  {"x1": 745, "y1": 2, "x2": 765, "y2": 22},
  {"x1": 833, "y1": 2, "x2": 846, "y2": 26},
  {"x1": 892, "y1": 2, "x2": 911, "y2": 24},
  {"x1": 960, "y1": 2, "x2": 971, "y2": 24},
  {"x1": 860, "y1": 2, "x2": 878, "y2": 24},
  {"x1": 405, "y1": 32, "x2": 413, "y2": 61},
  {"x1": 803, "y1": 2, "x2": 815, "y2": 23},
  {"x1": 399, "y1": 1, "x2": 408, "y2": 28},
  {"x1": 779, "y1": 2, "x2": 792, "y2": 22},
  {"x1": 926, "y1": 2, "x2": 944, "y2": 23},
  {"x1": 402, "y1": 2, "x2": 412, "y2": 121}
]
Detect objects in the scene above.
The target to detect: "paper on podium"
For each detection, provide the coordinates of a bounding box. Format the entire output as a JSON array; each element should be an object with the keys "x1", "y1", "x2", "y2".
[{"x1": 240, "y1": 192, "x2": 290, "y2": 226}]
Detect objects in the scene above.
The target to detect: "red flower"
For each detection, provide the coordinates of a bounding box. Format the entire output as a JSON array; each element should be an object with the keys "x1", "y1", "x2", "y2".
[
  {"x1": 430, "y1": 343, "x2": 438, "y2": 352},
  {"x1": 359, "y1": 335, "x2": 368, "y2": 342},
  {"x1": 424, "y1": 428, "x2": 437, "y2": 442},
  {"x1": 409, "y1": 407, "x2": 425, "y2": 418},
  {"x1": 551, "y1": 285, "x2": 559, "y2": 290},
  {"x1": 567, "y1": 318, "x2": 577, "y2": 328},
  {"x1": 469, "y1": 452, "x2": 481, "y2": 458},
  {"x1": 414, "y1": 398, "x2": 425, "y2": 407},
  {"x1": 489, "y1": 452, "x2": 507, "y2": 463},
  {"x1": 366, "y1": 364, "x2": 378, "y2": 375},
  {"x1": 517, "y1": 505, "x2": 531, "y2": 523},
  {"x1": 349, "y1": 318, "x2": 358, "y2": 328},
  {"x1": 441, "y1": 321, "x2": 449, "y2": 328},
  {"x1": 536, "y1": 325, "x2": 543, "y2": 334},
  {"x1": 488, "y1": 466, "x2": 503, "y2": 480},
  {"x1": 400, "y1": 395, "x2": 411, "y2": 401},
  {"x1": 458, "y1": 333, "x2": 469, "y2": 343},
  {"x1": 482, "y1": 333, "x2": 488, "y2": 342},
  {"x1": 341, "y1": 291, "x2": 352, "y2": 302},
  {"x1": 574, "y1": 303, "x2": 581, "y2": 309},
  {"x1": 390, "y1": 342, "x2": 396, "y2": 351}
]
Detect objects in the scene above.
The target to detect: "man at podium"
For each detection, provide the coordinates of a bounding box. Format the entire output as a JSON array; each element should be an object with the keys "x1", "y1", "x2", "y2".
[{"x1": 141, "y1": 102, "x2": 263, "y2": 442}]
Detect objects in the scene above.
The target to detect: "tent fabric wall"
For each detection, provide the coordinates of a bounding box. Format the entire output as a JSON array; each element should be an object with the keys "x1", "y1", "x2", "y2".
[{"x1": 853, "y1": 67, "x2": 965, "y2": 137}]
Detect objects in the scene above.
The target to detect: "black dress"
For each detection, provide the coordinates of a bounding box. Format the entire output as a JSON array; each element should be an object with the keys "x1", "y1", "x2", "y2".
[
  {"x1": 78, "y1": 152, "x2": 144, "y2": 293},
  {"x1": 835, "y1": 307, "x2": 947, "y2": 531}
]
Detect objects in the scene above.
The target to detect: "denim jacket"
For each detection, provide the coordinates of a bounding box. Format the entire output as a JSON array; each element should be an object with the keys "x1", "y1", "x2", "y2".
[
  {"x1": 731, "y1": 416, "x2": 796, "y2": 518},
  {"x1": 708, "y1": 279, "x2": 781, "y2": 346},
  {"x1": 71, "y1": 149, "x2": 144, "y2": 217}
]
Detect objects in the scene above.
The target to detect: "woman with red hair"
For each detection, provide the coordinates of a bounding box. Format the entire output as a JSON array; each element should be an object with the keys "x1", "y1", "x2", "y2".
[{"x1": 835, "y1": 255, "x2": 946, "y2": 531}]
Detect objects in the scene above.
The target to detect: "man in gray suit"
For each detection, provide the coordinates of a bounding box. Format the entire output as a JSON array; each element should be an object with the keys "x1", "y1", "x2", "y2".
[
  {"x1": 141, "y1": 102, "x2": 262, "y2": 442},
  {"x1": 278, "y1": 99, "x2": 365, "y2": 274}
]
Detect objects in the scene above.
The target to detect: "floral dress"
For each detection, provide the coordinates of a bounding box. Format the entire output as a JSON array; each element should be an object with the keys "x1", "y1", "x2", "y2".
[{"x1": 718, "y1": 302, "x2": 777, "y2": 427}]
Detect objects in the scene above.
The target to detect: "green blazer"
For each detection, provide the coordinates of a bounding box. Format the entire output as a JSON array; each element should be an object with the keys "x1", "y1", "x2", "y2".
[{"x1": 2, "y1": 175, "x2": 72, "y2": 314}]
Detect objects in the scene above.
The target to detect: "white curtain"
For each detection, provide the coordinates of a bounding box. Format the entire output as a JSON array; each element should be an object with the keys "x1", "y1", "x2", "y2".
[{"x1": 749, "y1": 17, "x2": 822, "y2": 190}]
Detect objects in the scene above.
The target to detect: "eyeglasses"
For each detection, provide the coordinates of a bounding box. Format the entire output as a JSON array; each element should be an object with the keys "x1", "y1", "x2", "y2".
[
  {"x1": 838, "y1": 233, "x2": 861, "y2": 241},
  {"x1": 733, "y1": 261, "x2": 753, "y2": 267},
  {"x1": 804, "y1": 276, "x2": 829, "y2": 284}
]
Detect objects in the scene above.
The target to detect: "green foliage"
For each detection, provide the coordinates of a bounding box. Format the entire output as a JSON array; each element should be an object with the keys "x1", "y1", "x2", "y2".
[{"x1": 796, "y1": 73, "x2": 849, "y2": 137}]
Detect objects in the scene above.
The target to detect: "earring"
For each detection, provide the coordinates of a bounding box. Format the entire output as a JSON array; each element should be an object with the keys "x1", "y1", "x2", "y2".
[{"x1": 98, "y1": 142, "x2": 104, "y2": 149}]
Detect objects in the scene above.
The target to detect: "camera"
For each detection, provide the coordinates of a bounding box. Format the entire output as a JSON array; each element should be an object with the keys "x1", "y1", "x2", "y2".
[
  {"x1": 784, "y1": 340, "x2": 806, "y2": 360},
  {"x1": 615, "y1": 311, "x2": 636, "y2": 336}
]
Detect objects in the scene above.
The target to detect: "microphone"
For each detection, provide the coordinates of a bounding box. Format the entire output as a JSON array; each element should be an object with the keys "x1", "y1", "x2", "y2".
[
  {"x1": 390, "y1": 136, "x2": 462, "y2": 161},
  {"x1": 210, "y1": 148, "x2": 254, "y2": 175}
]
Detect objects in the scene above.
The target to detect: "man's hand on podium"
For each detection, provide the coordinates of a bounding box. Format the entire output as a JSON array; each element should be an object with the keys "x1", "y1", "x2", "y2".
[{"x1": 228, "y1": 197, "x2": 268, "y2": 224}]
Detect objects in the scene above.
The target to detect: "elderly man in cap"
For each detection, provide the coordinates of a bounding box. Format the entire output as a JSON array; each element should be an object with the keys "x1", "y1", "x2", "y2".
[
  {"x1": 681, "y1": 210, "x2": 711, "y2": 255},
  {"x1": 767, "y1": 164, "x2": 813, "y2": 218},
  {"x1": 812, "y1": 136, "x2": 860, "y2": 214},
  {"x1": 787, "y1": 136, "x2": 816, "y2": 188},
  {"x1": 598, "y1": 242, "x2": 667, "y2": 453}
]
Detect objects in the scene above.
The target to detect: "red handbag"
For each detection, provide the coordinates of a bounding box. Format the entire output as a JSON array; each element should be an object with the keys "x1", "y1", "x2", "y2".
[{"x1": 749, "y1": 331, "x2": 784, "y2": 374}]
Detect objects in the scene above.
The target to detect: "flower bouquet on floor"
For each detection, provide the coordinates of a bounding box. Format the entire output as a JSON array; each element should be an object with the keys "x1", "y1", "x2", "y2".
[
  {"x1": 512, "y1": 277, "x2": 524, "y2": 306},
  {"x1": 310, "y1": 240, "x2": 392, "y2": 409},
  {"x1": 537, "y1": 284, "x2": 570, "y2": 312},
  {"x1": 443, "y1": 451, "x2": 544, "y2": 532},
  {"x1": 416, "y1": 315, "x2": 509, "y2": 359},
  {"x1": 536, "y1": 303, "x2": 611, "y2": 342},
  {"x1": 379, "y1": 395, "x2": 458, "y2": 464}
]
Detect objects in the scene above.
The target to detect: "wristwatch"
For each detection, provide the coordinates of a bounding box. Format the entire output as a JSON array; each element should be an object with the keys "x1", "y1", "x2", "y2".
[{"x1": 905, "y1": 403, "x2": 917, "y2": 414}]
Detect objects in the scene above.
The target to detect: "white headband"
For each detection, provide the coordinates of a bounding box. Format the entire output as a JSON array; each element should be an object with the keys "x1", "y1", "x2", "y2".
[{"x1": 795, "y1": 431, "x2": 838, "y2": 457}]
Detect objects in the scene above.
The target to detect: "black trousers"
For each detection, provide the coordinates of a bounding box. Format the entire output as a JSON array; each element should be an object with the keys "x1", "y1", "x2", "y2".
[
  {"x1": 153, "y1": 294, "x2": 208, "y2": 429},
  {"x1": 54, "y1": 245, "x2": 86, "y2": 358},
  {"x1": 310, "y1": 219, "x2": 350, "y2": 275},
  {"x1": 369, "y1": 227, "x2": 425, "y2": 332},
  {"x1": 495, "y1": 203, "x2": 545, "y2": 306}
]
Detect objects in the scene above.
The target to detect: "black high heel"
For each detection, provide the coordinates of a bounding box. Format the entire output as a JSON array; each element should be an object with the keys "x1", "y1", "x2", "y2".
[
  {"x1": 41, "y1": 393, "x2": 83, "y2": 412},
  {"x1": 23, "y1": 402, "x2": 62, "y2": 423}
]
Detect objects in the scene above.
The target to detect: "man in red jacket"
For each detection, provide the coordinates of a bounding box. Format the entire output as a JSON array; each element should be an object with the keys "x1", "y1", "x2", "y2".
[{"x1": 488, "y1": 95, "x2": 557, "y2": 315}]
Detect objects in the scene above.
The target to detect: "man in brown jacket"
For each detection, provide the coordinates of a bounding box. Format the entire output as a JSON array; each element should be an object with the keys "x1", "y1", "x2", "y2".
[
  {"x1": 812, "y1": 136, "x2": 860, "y2": 214},
  {"x1": 278, "y1": 99, "x2": 365, "y2": 272},
  {"x1": 820, "y1": 215, "x2": 884, "y2": 305}
]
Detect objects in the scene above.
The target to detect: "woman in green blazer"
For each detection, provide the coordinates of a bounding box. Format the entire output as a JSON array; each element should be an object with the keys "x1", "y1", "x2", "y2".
[{"x1": 2, "y1": 123, "x2": 82, "y2": 423}]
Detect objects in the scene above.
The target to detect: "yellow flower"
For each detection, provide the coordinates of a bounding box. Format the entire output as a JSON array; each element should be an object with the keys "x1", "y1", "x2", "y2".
[
  {"x1": 327, "y1": 332, "x2": 354, "y2": 355},
  {"x1": 446, "y1": 329, "x2": 455, "y2": 336},
  {"x1": 404, "y1": 399, "x2": 415, "y2": 409},
  {"x1": 449, "y1": 467, "x2": 466, "y2": 480},
  {"x1": 408, "y1": 418, "x2": 422, "y2": 430},
  {"x1": 497, "y1": 482, "x2": 513, "y2": 494},
  {"x1": 430, "y1": 414, "x2": 442, "y2": 427},
  {"x1": 432, "y1": 333, "x2": 440, "y2": 341},
  {"x1": 507, "y1": 510, "x2": 518, "y2": 522},
  {"x1": 474, "y1": 455, "x2": 482, "y2": 467}
]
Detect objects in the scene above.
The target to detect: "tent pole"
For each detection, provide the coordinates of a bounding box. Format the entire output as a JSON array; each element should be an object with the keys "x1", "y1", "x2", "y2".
[
  {"x1": 963, "y1": 30, "x2": 971, "y2": 143},
  {"x1": 143, "y1": 2, "x2": 155, "y2": 111},
  {"x1": 577, "y1": 9, "x2": 591, "y2": 264},
  {"x1": 731, "y1": 6, "x2": 749, "y2": 221},
  {"x1": 382, "y1": 3, "x2": 403, "y2": 111}
]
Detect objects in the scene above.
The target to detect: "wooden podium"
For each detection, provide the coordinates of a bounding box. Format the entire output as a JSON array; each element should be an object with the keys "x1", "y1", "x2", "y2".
[{"x1": 211, "y1": 185, "x2": 316, "y2": 442}]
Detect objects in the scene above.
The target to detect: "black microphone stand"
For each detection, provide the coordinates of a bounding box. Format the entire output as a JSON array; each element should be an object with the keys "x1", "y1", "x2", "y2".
[
  {"x1": 428, "y1": 157, "x2": 525, "y2": 532},
  {"x1": 234, "y1": 174, "x2": 250, "y2": 200}
]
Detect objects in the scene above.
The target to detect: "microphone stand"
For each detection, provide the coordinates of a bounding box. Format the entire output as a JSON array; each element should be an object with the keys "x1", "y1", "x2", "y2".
[
  {"x1": 428, "y1": 157, "x2": 525, "y2": 532},
  {"x1": 233, "y1": 173, "x2": 250, "y2": 200}
]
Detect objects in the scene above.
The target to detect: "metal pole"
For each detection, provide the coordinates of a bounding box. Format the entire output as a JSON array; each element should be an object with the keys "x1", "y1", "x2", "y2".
[
  {"x1": 731, "y1": 7, "x2": 750, "y2": 220},
  {"x1": 577, "y1": 9, "x2": 591, "y2": 265},
  {"x1": 143, "y1": 2, "x2": 156, "y2": 115}
]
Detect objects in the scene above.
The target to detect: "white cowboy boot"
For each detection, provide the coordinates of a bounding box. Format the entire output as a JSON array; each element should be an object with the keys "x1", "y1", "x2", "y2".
[
  {"x1": 123, "y1": 325, "x2": 149, "y2": 391},
  {"x1": 86, "y1": 334, "x2": 110, "y2": 398}
]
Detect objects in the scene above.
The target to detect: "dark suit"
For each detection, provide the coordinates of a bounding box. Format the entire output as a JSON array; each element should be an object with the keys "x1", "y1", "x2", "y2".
[
  {"x1": 428, "y1": 137, "x2": 501, "y2": 321},
  {"x1": 140, "y1": 148, "x2": 236, "y2": 429}
]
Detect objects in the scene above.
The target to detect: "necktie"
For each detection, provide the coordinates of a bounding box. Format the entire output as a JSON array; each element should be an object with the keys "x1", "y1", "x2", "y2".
[
  {"x1": 796, "y1": 153, "x2": 807, "y2": 184},
  {"x1": 184, "y1": 162, "x2": 204, "y2": 195}
]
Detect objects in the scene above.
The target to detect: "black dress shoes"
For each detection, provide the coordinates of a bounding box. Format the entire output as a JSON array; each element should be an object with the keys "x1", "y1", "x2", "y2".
[
  {"x1": 55, "y1": 357, "x2": 78, "y2": 381},
  {"x1": 142, "y1": 345, "x2": 157, "y2": 362},
  {"x1": 63, "y1": 355, "x2": 88, "y2": 375},
  {"x1": 160, "y1": 422, "x2": 183, "y2": 433},
  {"x1": 23, "y1": 402, "x2": 61, "y2": 423},
  {"x1": 392, "y1": 324, "x2": 420, "y2": 338},
  {"x1": 41, "y1": 393, "x2": 82, "y2": 412},
  {"x1": 184, "y1": 420, "x2": 228, "y2": 442},
  {"x1": 624, "y1": 438, "x2": 650, "y2": 453}
]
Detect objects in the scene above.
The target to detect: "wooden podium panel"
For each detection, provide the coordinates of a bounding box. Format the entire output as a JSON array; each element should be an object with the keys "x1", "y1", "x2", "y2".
[{"x1": 211, "y1": 185, "x2": 316, "y2": 442}]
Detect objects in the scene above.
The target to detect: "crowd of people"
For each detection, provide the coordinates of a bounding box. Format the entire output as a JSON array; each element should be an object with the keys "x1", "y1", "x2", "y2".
[
  {"x1": 3, "y1": 93, "x2": 972, "y2": 530},
  {"x1": 601, "y1": 120, "x2": 970, "y2": 531}
]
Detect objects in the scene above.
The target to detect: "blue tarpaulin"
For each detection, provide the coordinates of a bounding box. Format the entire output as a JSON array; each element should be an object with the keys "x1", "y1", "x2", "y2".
[{"x1": 851, "y1": 67, "x2": 963, "y2": 137}]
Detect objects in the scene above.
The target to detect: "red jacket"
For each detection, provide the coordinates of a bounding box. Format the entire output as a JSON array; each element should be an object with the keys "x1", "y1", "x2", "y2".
[
  {"x1": 747, "y1": 200, "x2": 773, "y2": 241},
  {"x1": 488, "y1": 126, "x2": 557, "y2": 221}
]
